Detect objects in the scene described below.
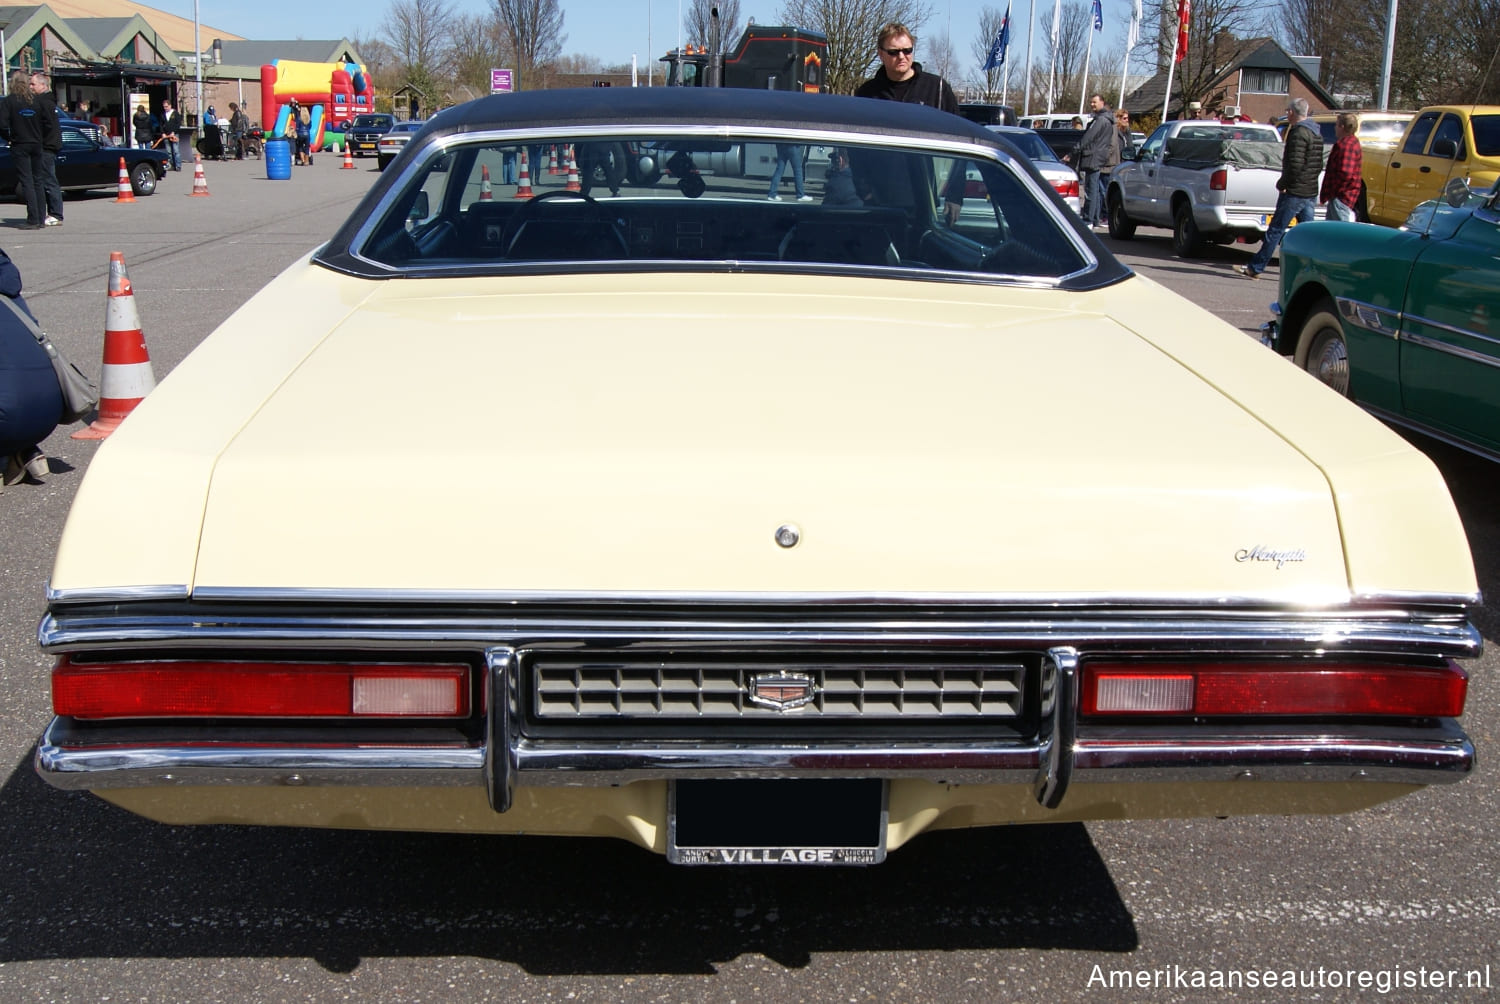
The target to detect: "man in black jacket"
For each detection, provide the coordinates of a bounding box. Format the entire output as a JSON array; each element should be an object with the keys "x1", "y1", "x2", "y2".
[
  {"x1": 856, "y1": 23, "x2": 964, "y2": 221},
  {"x1": 1074, "y1": 94, "x2": 1119, "y2": 227},
  {"x1": 1234, "y1": 97, "x2": 1323, "y2": 278}
]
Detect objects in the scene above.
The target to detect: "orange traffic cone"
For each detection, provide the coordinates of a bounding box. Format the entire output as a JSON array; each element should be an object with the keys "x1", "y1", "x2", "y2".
[
  {"x1": 114, "y1": 158, "x2": 135, "y2": 203},
  {"x1": 342, "y1": 145, "x2": 356, "y2": 169},
  {"x1": 548, "y1": 145, "x2": 560, "y2": 175},
  {"x1": 514, "y1": 149, "x2": 533, "y2": 198},
  {"x1": 480, "y1": 164, "x2": 493, "y2": 200},
  {"x1": 565, "y1": 145, "x2": 581, "y2": 192},
  {"x1": 73, "y1": 252, "x2": 156, "y2": 441},
  {"x1": 189, "y1": 154, "x2": 210, "y2": 196}
]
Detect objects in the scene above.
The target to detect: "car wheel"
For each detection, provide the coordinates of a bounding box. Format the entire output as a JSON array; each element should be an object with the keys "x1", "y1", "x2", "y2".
[
  {"x1": 1172, "y1": 202, "x2": 1201, "y2": 256},
  {"x1": 1300, "y1": 305, "x2": 1351, "y2": 396},
  {"x1": 1107, "y1": 190, "x2": 1135, "y2": 240},
  {"x1": 130, "y1": 162, "x2": 158, "y2": 196}
]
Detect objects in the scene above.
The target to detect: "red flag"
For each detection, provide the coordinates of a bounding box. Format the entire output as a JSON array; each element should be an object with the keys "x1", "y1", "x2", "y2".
[{"x1": 1176, "y1": 0, "x2": 1191, "y2": 62}]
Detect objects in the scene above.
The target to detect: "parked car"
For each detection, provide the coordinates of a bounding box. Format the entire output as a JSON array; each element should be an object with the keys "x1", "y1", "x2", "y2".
[
  {"x1": 987, "y1": 124, "x2": 1081, "y2": 212},
  {"x1": 1309, "y1": 110, "x2": 1413, "y2": 152},
  {"x1": 0, "y1": 124, "x2": 168, "y2": 199},
  {"x1": 35, "y1": 89, "x2": 1478, "y2": 866},
  {"x1": 1263, "y1": 177, "x2": 1500, "y2": 463},
  {"x1": 959, "y1": 102, "x2": 1016, "y2": 126},
  {"x1": 346, "y1": 113, "x2": 395, "y2": 157},
  {"x1": 376, "y1": 120, "x2": 424, "y2": 170},
  {"x1": 1106, "y1": 119, "x2": 1284, "y2": 254},
  {"x1": 1362, "y1": 105, "x2": 1500, "y2": 226}
]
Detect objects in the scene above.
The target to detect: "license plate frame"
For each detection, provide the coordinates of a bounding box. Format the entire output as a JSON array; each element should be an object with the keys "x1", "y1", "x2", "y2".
[{"x1": 668, "y1": 778, "x2": 888, "y2": 866}]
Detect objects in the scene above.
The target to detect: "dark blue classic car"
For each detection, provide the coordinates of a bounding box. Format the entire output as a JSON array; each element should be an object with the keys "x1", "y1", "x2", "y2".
[{"x1": 1, "y1": 124, "x2": 169, "y2": 200}]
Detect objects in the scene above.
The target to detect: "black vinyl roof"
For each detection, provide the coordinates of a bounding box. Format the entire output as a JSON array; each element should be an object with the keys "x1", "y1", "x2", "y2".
[{"x1": 424, "y1": 88, "x2": 1001, "y2": 147}]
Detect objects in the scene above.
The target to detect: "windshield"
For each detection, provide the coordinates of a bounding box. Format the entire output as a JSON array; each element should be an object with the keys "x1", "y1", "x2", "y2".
[
  {"x1": 356, "y1": 130, "x2": 1091, "y2": 281},
  {"x1": 354, "y1": 116, "x2": 392, "y2": 128}
]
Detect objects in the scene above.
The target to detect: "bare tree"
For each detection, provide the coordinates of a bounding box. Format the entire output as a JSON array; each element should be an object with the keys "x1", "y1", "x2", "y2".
[
  {"x1": 1144, "y1": 0, "x2": 1266, "y2": 110},
  {"x1": 776, "y1": 0, "x2": 936, "y2": 94},
  {"x1": 686, "y1": 0, "x2": 745, "y2": 49},
  {"x1": 925, "y1": 32, "x2": 960, "y2": 84},
  {"x1": 970, "y1": 5, "x2": 1016, "y2": 102},
  {"x1": 449, "y1": 11, "x2": 512, "y2": 99},
  {"x1": 381, "y1": 0, "x2": 458, "y2": 83},
  {"x1": 491, "y1": 0, "x2": 567, "y2": 90}
]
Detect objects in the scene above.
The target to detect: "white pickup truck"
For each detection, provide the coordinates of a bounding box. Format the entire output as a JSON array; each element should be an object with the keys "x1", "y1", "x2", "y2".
[{"x1": 1105, "y1": 120, "x2": 1284, "y2": 255}]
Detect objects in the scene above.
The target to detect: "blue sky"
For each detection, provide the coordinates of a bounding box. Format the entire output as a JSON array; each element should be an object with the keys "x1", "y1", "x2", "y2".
[{"x1": 199, "y1": 0, "x2": 1138, "y2": 87}]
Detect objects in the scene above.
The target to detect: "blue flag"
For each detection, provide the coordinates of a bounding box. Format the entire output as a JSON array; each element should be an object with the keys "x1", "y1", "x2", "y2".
[
  {"x1": 983, "y1": 4, "x2": 1011, "y2": 71},
  {"x1": 1092, "y1": 0, "x2": 1103, "y2": 30}
]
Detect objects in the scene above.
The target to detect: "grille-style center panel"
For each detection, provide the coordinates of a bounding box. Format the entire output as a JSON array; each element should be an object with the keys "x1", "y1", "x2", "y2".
[{"x1": 528, "y1": 655, "x2": 1030, "y2": 720}]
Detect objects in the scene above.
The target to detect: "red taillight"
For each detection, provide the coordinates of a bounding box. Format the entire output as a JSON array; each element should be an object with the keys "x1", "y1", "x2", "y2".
[
  {"x1": 1081, "y1": 660, "x2": 1467, "y2": 718},
  {"x1": 1210, "y1": 168, "x2": 1228, "y2": 191},
  {"x1": 1052, "y1": 178, "x2": 1080, "y2": 199},
  {"x1": 53, "y1": 657, "x2": 471, "y2": 720}
]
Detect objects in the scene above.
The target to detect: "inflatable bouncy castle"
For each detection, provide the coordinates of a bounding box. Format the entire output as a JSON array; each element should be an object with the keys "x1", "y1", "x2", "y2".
[{"x1": 260, "y1": 59, "x2": 374, "y2": 152}]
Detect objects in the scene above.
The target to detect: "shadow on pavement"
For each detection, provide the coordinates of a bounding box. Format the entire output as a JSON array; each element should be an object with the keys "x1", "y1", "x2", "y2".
[{"x1": 0, "y1": 754, "x2": 1137, "y2": 974}]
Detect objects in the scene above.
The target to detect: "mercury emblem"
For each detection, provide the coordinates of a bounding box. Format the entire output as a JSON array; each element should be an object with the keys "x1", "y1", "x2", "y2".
[{"x1": 775, "y1": 523, "x2": 801, "y2": 548}]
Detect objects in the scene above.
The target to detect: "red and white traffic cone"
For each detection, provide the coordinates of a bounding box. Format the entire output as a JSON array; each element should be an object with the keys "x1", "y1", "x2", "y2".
[
  {"x1": 565, "y1": 145, "x2": 581, "y2": 192},
  {"x1": 189, "y1": 154, "x2": 210, "y2": 196},
  {"x1": 114, "y1": 157, "x2": 135, "y2": 203},
  {"x1": 480, "y1": 164, "x2": 493, "y2": 200},
  {"x1": 548, "y1": 145, "x2": 560, "y2": 175},
  {"x1": 342, "y1": 145, "x2": 356, "y2": 169},
  {"x1": 73, "y1": 252, "x2": 156, "y2": 441},
  {"x1": 514, "y1": 149, "x2": 533, "y2": 198}
]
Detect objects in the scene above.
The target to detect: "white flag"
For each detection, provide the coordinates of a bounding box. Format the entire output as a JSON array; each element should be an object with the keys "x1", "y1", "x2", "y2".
[
  {"x1": 1050, "y1": 0, "x2": 1062, "y2": 48},
  {"x1": 1127, "y1": 0, "x2": 1143, "y2": 50}
]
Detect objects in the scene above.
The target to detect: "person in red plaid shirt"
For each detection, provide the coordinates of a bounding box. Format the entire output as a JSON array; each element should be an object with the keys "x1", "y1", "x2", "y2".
[{"x1": 1320, "y1": 112, "x2": 1363, "y2": 222}]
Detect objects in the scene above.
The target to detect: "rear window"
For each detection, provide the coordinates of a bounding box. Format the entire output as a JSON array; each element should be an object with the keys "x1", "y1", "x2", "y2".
[
  {"x1": 1470, "y1": 115, "x2": 1500, "y2": 157},
  {"x1": 356, "y1": 131, "x2": 1092, "y2": 282}
]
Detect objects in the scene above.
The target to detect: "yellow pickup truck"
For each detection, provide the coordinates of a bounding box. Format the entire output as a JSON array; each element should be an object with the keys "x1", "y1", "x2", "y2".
[{"x1": 1362, "y1": 105, "x2": 1500, "y2": 226}]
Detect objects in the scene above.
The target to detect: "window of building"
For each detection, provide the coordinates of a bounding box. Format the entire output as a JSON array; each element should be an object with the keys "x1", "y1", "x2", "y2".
[{"x1": 1241, "y1": 68, "x2": 1290, "y2": 94}]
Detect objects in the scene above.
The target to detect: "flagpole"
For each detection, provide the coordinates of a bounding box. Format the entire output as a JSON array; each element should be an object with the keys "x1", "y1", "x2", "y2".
[
  {"x1": 1120, "y1": 0, "x2": 1142, "y2": 109},
  {"x1": 1160, "y1": 0, "x2": 1186, "y2": 120},
  {"x1": 1079, "y1": 27, "x2": 1094, "y2": 114},
  {"x1": 1046, "y1": 0, "x2": 1060, "y2": 113},
  {"x1": 1023, "y1": 0, "x2": 1035, "y2": 117},
  {"x1": 1119, "y1": 44, "x2": 1131, "y2": 109}
]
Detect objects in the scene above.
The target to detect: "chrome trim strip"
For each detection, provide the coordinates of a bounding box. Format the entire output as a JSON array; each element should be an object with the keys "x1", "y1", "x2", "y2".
[
  {"x1": 47, "y1": 583, "x2": 1481, "y2": 610},
  {"x1": 1034, "y1": 647, "x2": 1077, "y2": 808},
  {"x1": 36, "y1": 730, "x2": 1471, "y2": 790},
  {"x1": 38, "y1": 611, "x2": 1482, "y2": 660},
  {"x1": 1362, "y1": 404, "x2": 1500, "y2": 466},
  {"x1": 1335, "y1": 296, "x2": 1402, "y2": 339},
  {"x1": 1402, "y1": 329, "x2": 1500, "y2": 369},
  {"x1": 45, "y1": 583, "x2": 190, "y2": 605}
]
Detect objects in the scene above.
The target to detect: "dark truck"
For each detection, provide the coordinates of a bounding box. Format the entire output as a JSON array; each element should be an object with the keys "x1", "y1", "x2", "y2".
[{"x1": 661, "y1": 23, "x2": 827, "y2": 91}]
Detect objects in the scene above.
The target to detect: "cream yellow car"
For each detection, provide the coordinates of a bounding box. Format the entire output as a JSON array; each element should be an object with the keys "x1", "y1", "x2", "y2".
[{"x1": 35, "y1": 89, "x2": 1480, "y2": 866}]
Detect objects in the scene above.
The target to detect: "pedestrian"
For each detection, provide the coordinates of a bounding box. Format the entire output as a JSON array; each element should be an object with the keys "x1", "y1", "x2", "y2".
[
  {"x1": 855, "y1": 23, "x2": 964, "y2": 221},
  {"x1": 132, "y1": 102, "x2": 152, "y2": 149},
  {"x1": 1233, "y1": 98, "x2": 1323, "y2": 277},
  {"x1": 0, "y1": 246, "x2": 61, "y2": 490},
  {"x1": 0, "y1": 70, "x2": 50, "y2": 230},
  {"x1": 297, "y1": 103, "x2": 313, "y2": 165},
  {"x1": 1320, "y1": 111, "x2": 1363, "y2": 222},
  {"x1": 284, "y1": 101, "x2": 302, "y2": 163},
  {"x1": 159, "y1": 99, "x2": 182, "y2": 171},
  {"x1": 31, "y1": 72, "x2": 64, "y2": 227},
  {"x1": 822, "y1": 148, "x2": 863, "y2": 207},
  {"x1": 767, "y1": 144, "x2": 811, "y2": 201},
  {"x1": 227, "y1": 101, "x2": 249, "y2": 160},
  {"x1": 1074, "y1": 93, "x2": 1119, "y2": 227}
]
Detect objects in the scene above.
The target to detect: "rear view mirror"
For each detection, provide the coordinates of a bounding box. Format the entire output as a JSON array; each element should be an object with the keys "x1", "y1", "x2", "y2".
[
  {"x1": 1444, "y1": 177, "x2": 1471, "y2": 207},
  {"x1": 1431, "y1": 138, "x2": 1459, "y2": 159},
  {"x1": 408, "y1": 191, "x2": 429, "y2": 221}
]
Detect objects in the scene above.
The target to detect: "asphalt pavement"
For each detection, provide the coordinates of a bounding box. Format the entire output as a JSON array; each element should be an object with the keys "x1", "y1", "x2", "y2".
[{"x1": 0, "y1": 160, "x2": 1495, "y2": 1003}]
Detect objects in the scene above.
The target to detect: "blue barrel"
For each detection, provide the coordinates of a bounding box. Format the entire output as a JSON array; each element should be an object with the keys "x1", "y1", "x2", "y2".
[{"x1": 265, "y1": 138, "x2": 292, "y2": 180}]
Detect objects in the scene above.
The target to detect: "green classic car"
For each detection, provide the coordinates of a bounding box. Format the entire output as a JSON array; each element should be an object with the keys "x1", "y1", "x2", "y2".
[{"x1": 1264, "y1": 183, "x2": 1500, "y2": 462}]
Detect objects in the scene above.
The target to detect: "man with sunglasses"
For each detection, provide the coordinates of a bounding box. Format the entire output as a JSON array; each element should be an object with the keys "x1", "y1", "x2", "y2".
[
  {"x1": 855, "y1": 23, "x2": 960, "y2": 115},
  {"x1": 856, "y1": 23, "x2": 964, "y2": 221}
]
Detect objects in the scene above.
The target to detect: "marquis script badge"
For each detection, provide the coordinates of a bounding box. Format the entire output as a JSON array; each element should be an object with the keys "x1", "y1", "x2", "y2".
[
  {"x1": 748, "y1": 671, "x2": 817, "y2": 710},
  {"x1": 1235, "y1": 545, "x2": 1308, "y2": 570}
]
